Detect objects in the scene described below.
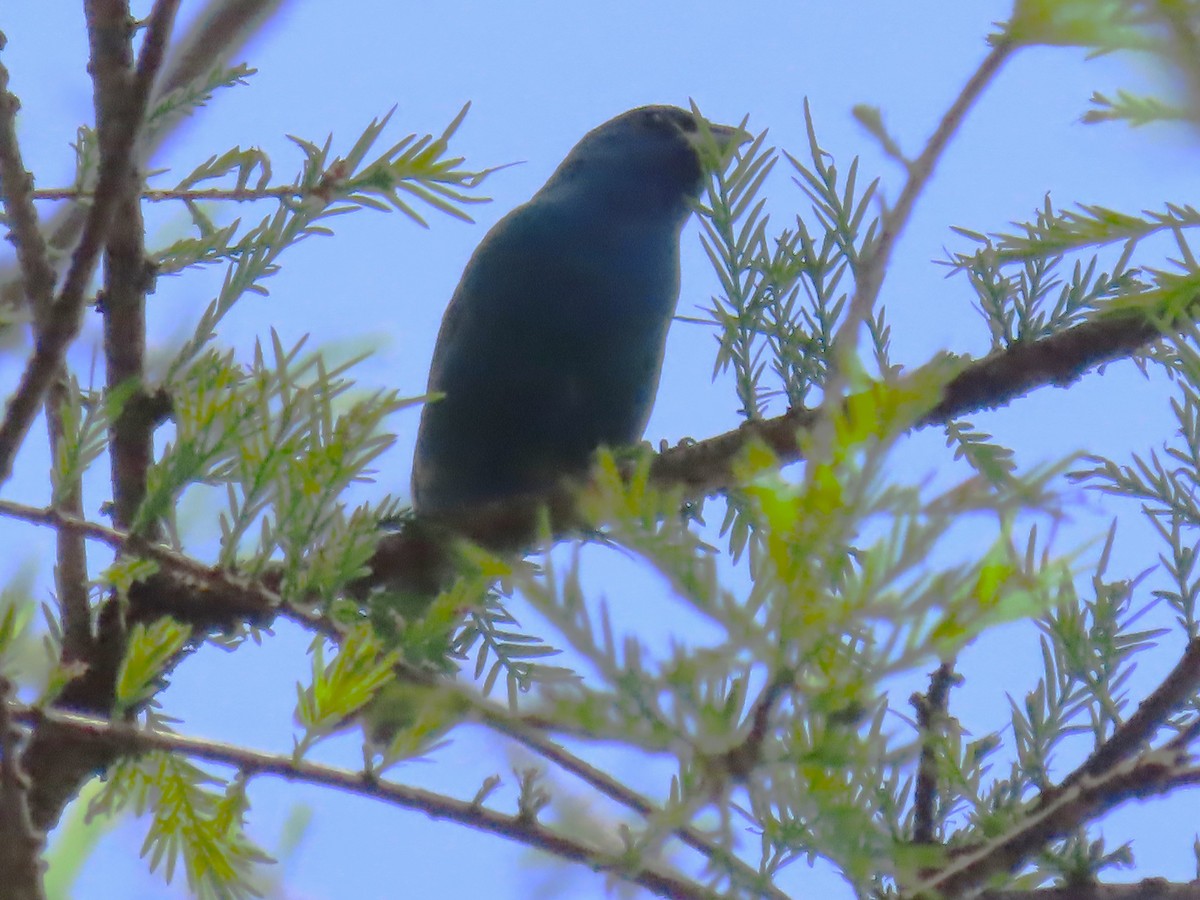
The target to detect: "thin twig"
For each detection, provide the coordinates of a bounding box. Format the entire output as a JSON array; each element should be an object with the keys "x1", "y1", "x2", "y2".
[
  {"x1": 709, "y1": 670, "x2": 793, "y2": 783},
  {"x1": 820, "y1": 38, "x2": 1015, "y2": 420},
  {"x1": 46, "y1": 384, "x2": 93, "y2": 661},
  {"x1": 483, "y1": 710, "x2": 788, "y2": 900},
  {"x1": 0, "y1": 0, "x2": 286, "y2": 316},
  {"x1": 851, "y1": 38, "x2": 1014, "y2": 324},
  {"x1": 0, "y1": 46, "x2": 57, "y2": 312},
  {"x1": 0, "y1": 497, "x2": 279, "y2": 623},
  {"x1": 152, "y1": 0, "x2": 284, "y2": 103},
  {"x1": 1058, "y1": 637, "x2": 1200, "y2": 795},
  {"x1": 28, "y1": 185, "x2": 310, "y2": 202},
  {"x1": 0, "y1": 0, "x2": 179, "y2": 489},
  {"x1": 17, "y1": 3, "x2": 186, "y2": 838},
  {"x1": 920, "y1": 723, "x2": 1200, "y2": 896},
  {"x1": 1156, "y1": 2, "x2": 1200, "y2": 120},
  {"x1": 0, "y1": 494, "x2": 779, "y2": 896},
  {"x1": 0, "y1": 39, "x2": 94, "y2": 659},
  {"x1": 11, "y1": 702, "x2": 712, "y2": 900}
]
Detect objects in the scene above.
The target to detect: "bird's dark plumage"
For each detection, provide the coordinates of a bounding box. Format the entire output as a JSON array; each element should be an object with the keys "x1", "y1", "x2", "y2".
[{"x1": 412, "y1": 105, "x2": 742, "y2": 515}]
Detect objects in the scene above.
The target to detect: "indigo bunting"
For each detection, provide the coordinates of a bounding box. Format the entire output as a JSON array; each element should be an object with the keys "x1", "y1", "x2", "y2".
[{"x1": 412, "y1": 106, "x2": 743, "y2": 516}]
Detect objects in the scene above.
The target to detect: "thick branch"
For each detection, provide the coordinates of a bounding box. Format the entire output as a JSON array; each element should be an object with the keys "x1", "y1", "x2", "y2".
[
  {"x1": 362, "y1": 301, "x2": 1173, "y2": 590},
  {"x1": 1, "y1": 269, "x2": 1186, "y2": 843},
  {"x1": 6, "y1": 298, "x2": 1174, "y2": 633},
  {"x1": 982, "y1": 882, "x2": 1200, "y2": 900},
  {"x1": 17, "y1": 0, "x2": 182, "y2": 835},
  {"x1": 100, "y1": 189, "x2": 154, "y2": 534},
  {"x1": 911, "y1": 661, "x2": 958, "y2": 846},
  {"x1": 100, "y1": 0, "x2": 186, "y2": 534},
  {"x1": 0, "y1": 679, "x2": 45, "y2": 900}
]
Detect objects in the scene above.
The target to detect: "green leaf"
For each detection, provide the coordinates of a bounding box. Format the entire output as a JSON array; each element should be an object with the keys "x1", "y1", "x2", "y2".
[{"x1": 116, "y1": 620, "x2": 193, "y2": 713}]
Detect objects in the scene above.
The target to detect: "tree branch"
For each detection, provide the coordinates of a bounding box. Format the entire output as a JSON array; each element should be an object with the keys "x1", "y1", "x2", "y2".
[
  {"x1": 0, "y1": 36, "x2": 95, "y2": 661},
  {"x1": 920, "y1": 727, "x2": 1200, "y2": 896},
  {"x1": 0, "y1": 40, "x2": 56, "y2": 313},
  {"x1": 363, "y1": 299, "x2": 1174, "y2": 587},
  {"x1": 16, "y1": 0, "x2": 182, "y2": 835},
  {"x1": 152, "y1": 0, "x2": 286, "y2": 103},
  {"x1": 0, "y1": 679, "x2": 45, "y2": 900},
  {"x1": 981, "y1": 881, "x2": 1200, "y2": 900},
  {"x1": 823, "y1": 38, "x2": 1014, "y2": 409},
  {"x1": 11, "y1": 702, "x2": 715, "y2": 900},
  {"x1": 0, "y1": 497, "x2": 280, "y2": 628},
  {"x1": 0, "y1": 0, "x2": 286, "y2": 318},
  {"x1": 100, "y1": 0, "x2": 182, "y2": 534},
  {"x1": 46, "y1": 381, "x2": 93, "y2": 662},
  {"x1": 1058, "y1": 637, "x2": 1200, "y2": 794},
  {"x1": 0, "y1": 260, "x2": 1186, "y2": 848},
  {"x1": 481, "y1": 708, "x2": 789, "y2": 900},
  {"x1": 0, "y1": 0, "x2": 177, "y2": 490},
  {"x1": 27, "y1": 184, "x2": 337, "y2": 202},
  {"x1": 911, "y1": 660, "x2": 958, "y2": 847},
  {"x1": 904, "y1": 549, "x2": 1200, "y2": 893},
  {"x1": 100, "y1": 185, "x2": 151, "y2": 530},
  {"x1": 5, "y1": 292, "x2": 1177, "y2": 639}
]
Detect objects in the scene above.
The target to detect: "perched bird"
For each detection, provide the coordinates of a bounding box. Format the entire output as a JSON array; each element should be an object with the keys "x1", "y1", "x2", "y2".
[{"x1": 412, "y1": 105, "x2": 743, "y2": 517}]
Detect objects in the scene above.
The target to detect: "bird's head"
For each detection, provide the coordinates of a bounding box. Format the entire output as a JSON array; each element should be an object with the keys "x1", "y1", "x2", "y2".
[{"x1": 542, "y1": 105, "x2": 747, "y2": 221}]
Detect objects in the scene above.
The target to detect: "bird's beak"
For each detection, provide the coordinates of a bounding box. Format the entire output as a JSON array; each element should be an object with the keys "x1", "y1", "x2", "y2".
[
  {"x1": 707, "y1": 122, "x2": 751, "y2": 150},
  {"x1": 688, "y1": 117, "x2": 752, "y2": 172}
]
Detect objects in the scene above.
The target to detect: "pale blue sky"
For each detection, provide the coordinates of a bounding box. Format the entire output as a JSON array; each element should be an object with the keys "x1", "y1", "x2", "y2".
[{"x1": 3, "y1": 1, "x2": 1200, "y2": 897}]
